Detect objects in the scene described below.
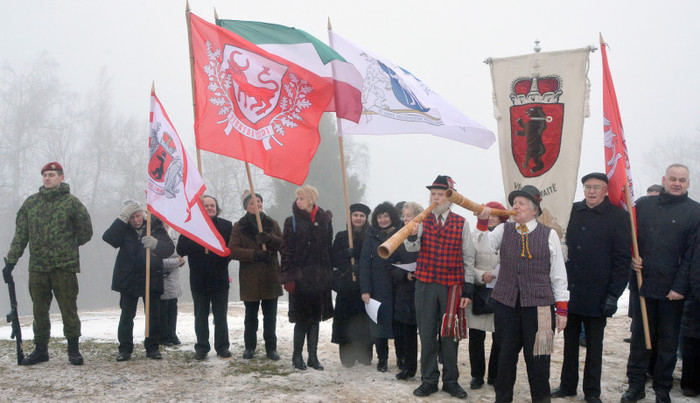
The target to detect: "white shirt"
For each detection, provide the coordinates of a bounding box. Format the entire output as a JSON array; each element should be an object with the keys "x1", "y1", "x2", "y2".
[{"x1": 476, "y1": 219, "x2": 569, "y2": 302}]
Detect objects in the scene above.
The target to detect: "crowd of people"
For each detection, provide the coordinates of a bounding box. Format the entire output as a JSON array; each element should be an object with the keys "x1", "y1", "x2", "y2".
[{"x1": 3, "y1": 162, "x2": 700, "y2": 402}]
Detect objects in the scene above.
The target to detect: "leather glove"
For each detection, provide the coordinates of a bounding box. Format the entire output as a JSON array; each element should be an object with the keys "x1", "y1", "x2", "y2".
[
  {"x1": 346, "y1": 247, "x2": 355, "y2": 257},
  {"x1": 119, "y1": 202, "x2": 141, "y2": 223},
  {"x1": 255, "y1": 232, "x2": 272, "y2": 246},
  {"x1": 3, "y1": 259, "x2": 15, "y2": 284},
  {"x1": 141, "y1": 235, "x2": 158, "y2": 250},
  {"x1": 284, "y1": 281, "x2": 296, "y2": 293},
  {"x1": 602, "y1": 295, "x2": 619, "y2": 317}
]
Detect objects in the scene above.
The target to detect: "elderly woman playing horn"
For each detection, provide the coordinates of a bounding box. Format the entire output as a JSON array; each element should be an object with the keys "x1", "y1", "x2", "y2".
[{"x1": 476, "y1": 185, "x2": 568, "y2": 403}]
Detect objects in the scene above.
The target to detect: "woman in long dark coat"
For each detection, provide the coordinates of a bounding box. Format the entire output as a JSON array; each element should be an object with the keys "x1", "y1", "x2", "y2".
[
  {"x1": 280, "y1": 185, "x2": 334, "y2": 371},
  {"x1": 331, "y1": 202, "x2": 373, "y2": 367},
  {"x1": 360, "y1": 201, "x2": 401, "y2": 373},
  {"x1": 229, "y1": 191, "x2": 284, "y2": 361}
]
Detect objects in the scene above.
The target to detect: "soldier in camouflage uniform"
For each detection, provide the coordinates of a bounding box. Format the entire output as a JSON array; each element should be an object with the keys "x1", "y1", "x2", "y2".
[{"x1": 2, "y1": 162, "x2": 93, "y2": 365}]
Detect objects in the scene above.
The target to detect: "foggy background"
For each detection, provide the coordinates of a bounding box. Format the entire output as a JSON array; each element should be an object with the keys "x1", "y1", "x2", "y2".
[{"x1": 2, "y1": 0, "x2": 699, "y2": 316}]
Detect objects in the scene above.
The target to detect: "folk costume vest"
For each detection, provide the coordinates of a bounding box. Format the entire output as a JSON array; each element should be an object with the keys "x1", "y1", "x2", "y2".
[
  {"x1": 492, "y1": 221, "x2": 554, "y2": 308},
  {"x1": 415, "y1": 211, "x2": 465, "y2": 286}
]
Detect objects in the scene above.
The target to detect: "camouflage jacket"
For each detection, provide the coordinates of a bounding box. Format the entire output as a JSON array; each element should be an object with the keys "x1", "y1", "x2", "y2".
[{"x1": 7, "y1": 183, "x2": 93, "y2": 272}]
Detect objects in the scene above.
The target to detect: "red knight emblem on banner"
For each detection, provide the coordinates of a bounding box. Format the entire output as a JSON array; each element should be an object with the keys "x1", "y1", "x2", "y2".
[{"x1": 509, "y1": 76, "x2": 563, "y2": 177}]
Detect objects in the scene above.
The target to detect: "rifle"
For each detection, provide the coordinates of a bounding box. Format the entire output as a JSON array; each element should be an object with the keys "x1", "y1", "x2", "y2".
[{"x1": 4, "y1": 257, "x2": 24, "y2": 365}]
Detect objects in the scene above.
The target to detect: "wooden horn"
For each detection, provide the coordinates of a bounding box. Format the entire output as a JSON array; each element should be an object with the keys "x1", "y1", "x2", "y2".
[
  {"x1": 377, "y1": 202, "x2": 437, "y2": 259},
  {"x1": 445, "y1": 189, "x2": 515, "y2": 216}
]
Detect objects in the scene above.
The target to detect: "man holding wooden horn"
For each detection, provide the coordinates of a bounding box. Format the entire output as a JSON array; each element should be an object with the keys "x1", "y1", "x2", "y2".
[
  {"x1": 476, "y1": 185, "x2": 568, "y2": 403},
  {"x1": 405, "y1": 175, "x2": 476, "y2": 399}
]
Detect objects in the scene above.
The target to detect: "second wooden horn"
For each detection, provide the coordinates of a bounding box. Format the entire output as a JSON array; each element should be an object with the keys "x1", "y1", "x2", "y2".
[
  {"x1": 445, "y1": 189, "x2": 515, "y2": 216},
  {"x1": 377, "y1": 202, "x2": 437, "y2": 259}
]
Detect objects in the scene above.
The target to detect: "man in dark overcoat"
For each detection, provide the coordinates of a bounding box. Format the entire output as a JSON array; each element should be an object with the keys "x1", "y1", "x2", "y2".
[
  {"x1": 551, "y1": 173, "x2": 631, "y2": 403},
  {"x1": 621, "y1": 164, "x2": 700, "y2": 403}
]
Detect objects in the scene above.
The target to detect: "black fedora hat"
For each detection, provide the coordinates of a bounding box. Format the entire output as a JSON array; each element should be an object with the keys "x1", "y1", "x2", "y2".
[{"x1": 508, "y1": 185, "x2": 542, "y2": 215}]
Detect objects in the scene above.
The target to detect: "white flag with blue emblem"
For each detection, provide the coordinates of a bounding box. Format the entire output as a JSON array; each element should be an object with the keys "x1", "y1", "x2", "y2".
[{"x1": 329, "y1": 31, "x2": 495, "y2": 149}]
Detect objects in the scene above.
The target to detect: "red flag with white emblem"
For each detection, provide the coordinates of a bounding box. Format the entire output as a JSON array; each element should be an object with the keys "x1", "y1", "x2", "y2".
[{"x1": 189, "y1": 13, "x2": 334, "y2": 185}]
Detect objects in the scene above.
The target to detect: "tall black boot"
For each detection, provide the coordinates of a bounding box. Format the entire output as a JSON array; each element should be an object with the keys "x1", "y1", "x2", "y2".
[
  {"x1": 67, "y1": 337, "x2": 84, "y2": 365},
  {"x1": 292, "y1": 324, "x2": 307, "y2": 370},
  {"x1": 306, "y1": 322, "x2": 324, "y2": 371},
  {"x1": 21, "y1": 343, "x2": 49, "y2": 366}
]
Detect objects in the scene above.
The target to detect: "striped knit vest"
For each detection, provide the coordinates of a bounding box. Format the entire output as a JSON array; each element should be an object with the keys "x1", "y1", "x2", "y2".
[
  {"x1": 491, "y1": 222, "x2": 554, "y2": 308},
  {"x1": 415, "y1": 212, "x2": 465, "y2": 286}
]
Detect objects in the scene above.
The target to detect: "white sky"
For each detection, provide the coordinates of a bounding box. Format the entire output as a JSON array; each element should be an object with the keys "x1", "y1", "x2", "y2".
[{"x1": 3, "y1": 0, "x2": 699, "y2": 219}]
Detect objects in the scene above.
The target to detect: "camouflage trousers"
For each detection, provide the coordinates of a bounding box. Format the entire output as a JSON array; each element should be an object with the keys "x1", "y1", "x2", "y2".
[{"x1": 28, "y1": 269, "x2": 81, "y2": 346}]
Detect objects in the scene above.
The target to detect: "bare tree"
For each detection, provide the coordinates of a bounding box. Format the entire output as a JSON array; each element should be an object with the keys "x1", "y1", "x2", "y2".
[{"x1": 642, "y1": 129, "x2": 700, "y2": 200}]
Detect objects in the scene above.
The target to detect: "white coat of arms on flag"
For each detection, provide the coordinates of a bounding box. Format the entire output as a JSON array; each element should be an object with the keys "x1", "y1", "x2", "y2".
[{"x1": 148, "y1": 124, "x2": 183, "y2": 199}]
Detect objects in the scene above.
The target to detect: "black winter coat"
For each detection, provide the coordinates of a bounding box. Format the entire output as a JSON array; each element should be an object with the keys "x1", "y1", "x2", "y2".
[
  {"x1": 280, "y1": 202, "x2": 334, "y2": 324},
  {"x1": 391, "y1": 242, "x2": 418, "y2": 325},
  {"x1": 177, "y1": 216, "x2": 232, "y2": 294},
  {"x1": 681, "y1": 252, "x2": 700, "y2": 339},
  {"x1": 103, "y1": 216, "x2": 174, "y2": 298},
  {"x1": 633, "y1": 190, "x2": 700, "y2": 299},
  {"x1": 330, "y1": 228, "x2": 371, "y2": 345},
  {"x1": 565, "y1": 197, "x2": 631, "y2": 316},
  {"x1": 359, "y1": 225, "x2": 397, "y2": 338}
]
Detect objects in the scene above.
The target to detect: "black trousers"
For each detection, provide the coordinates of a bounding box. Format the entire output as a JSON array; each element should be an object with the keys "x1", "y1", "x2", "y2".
[
  {"x1": 159, "y1": 298, "x2": 178, "y2": 342},
  {"x1": 192, "y1": 289, "x2": 230, "y2": 355},
  {"x1": 395, "y1": 321, "x2": 418, "y2": 373},
  {"x1": 118, "y1": 292, "x2": 160, "y2": 354},
  {"x1": 559, "y1": 313, "x2": 606, "y2": 398},
  {"x1": 244, "y1": 298, "x2": 278, "y2": 352},
  {"x1": 469, "y1": 328, "x2": 499, "y2": 382},
  {"x1": 493, "y1": 300, "x2": 554, "y2": 403},
  {"x1": 626, "y1": 297, "x2": 684, "y2": 393},
  {"x1": 682, "y1": 336, "x2": 700, "y2": 393}
]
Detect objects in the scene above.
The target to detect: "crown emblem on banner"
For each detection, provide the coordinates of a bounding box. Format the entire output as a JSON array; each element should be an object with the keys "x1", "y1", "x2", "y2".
[{"x1": 510, "y1": 76, "x2": 562, "y2": 105}]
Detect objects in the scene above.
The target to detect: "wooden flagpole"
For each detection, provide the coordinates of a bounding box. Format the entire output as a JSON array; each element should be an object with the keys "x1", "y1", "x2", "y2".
[
  {"x1": 185, "y1": 1, "x2": 202, "y2": 176},
  {"x1": 625, "y1": 182, "x2": 651, "y2": 349},
  {"x1": 601, "y1": 32, "x2": 650, "y2": 350},
  {"x1": 145, "y1": 209, "x2": 152, "y2": 337},
  {"x1": 327, "y1": 18, "x2": 356, "y2": 279}
]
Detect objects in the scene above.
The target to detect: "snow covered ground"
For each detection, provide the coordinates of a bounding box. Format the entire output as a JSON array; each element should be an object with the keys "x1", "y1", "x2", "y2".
[{"x1": 0, "y1": 291, "x2": 695, "y2": 402}]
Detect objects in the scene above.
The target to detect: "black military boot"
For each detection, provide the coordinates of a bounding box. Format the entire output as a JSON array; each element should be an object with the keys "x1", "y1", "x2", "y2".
[
  {"x1": 306, "y1": 322, "x2": 324, "y2": 371},
  {"x1": 67, "y1": 338, "x2": 84, "y2": 365},
  {"x1": 21, "y1": 343, "x2": 49, "y2": 365},
  {"x1": 292, "y1": 324, "x2": 306, "y2": 370}
]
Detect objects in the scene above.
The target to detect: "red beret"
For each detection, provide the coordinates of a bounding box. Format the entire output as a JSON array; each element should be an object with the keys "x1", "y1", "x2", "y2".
[{"x1": 41, "y1": 162, "x2": 63, "y2": 174}]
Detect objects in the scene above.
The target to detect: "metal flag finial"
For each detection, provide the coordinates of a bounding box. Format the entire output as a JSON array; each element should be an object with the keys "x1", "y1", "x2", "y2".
[{"x1": 534, "y1": 39, "x2": 541, "y2": 53}]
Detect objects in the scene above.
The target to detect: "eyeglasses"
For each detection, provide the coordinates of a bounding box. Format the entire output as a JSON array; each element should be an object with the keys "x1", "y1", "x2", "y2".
[{"x1": 583, "y1": 185, "x2": 607, "y2": 192}]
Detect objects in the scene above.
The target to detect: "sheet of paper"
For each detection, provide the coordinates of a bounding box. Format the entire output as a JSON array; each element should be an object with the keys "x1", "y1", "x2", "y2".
[
  {"x1": 364, "y1": 298, "x2": 381, "y2": 323},
  {"x1": 392, "y1": 262, "x2": 416, "y2": 272},
  {"x1": 486, "y1": 264, "x2": 499, "y2": 289}
]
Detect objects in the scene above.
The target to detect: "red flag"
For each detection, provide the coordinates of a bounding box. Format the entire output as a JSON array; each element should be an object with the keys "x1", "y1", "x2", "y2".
[
  {"x1": 602, "y1": 40, "x2": 636, "y2": 215},
  {"x1": 148, "y1": 90, "x2": 230, "y2": 257},
  {"x1": 189, "y1": 13, "x2": 335, "y2": 185}
]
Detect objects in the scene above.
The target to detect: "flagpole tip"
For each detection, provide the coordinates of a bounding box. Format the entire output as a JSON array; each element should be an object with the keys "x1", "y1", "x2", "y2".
[
  {"x1": 185, "y1": 0, "x2": 190, "y2": 12},
  {"x1": 599, "y1": 32, "x2": 605, "y2": 46},
  {"x1": 151, "y1": 81, "x2": 155, "y2": 94},
  {"x1": 214, "y1": 7, "x2": 219, "y2": 21},
  {"x1": 327, "y1": 17, "x2": 332, "y2": 30}
]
